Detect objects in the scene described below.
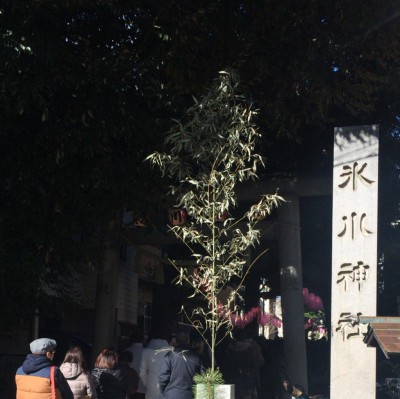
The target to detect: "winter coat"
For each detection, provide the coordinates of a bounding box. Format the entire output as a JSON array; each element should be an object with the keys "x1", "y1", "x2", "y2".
[
  {"x1": 223, "y1": 339, "x2": 264, "y2": 399},
  {"x1": 140, "y1": 339, "x2": 171, "y2": 399},
  {"x1": 158, "y1": 346, "x2": 202, "y2": 399},
  {"x1": 120, "y1": 364, "x2": 139, "y2": 397},
  {"x1": 16, "y1": 354, "x2": 73, "y2": 399},
  {"x1": 60, "y1": 362, "x2": 94, "y2": 399},
  {"x1": 126, "y1": 342, "x2": 145, "y2": 394},
  {"x1": 91, "y1": 367, "x2": 128, "y2": 399}
]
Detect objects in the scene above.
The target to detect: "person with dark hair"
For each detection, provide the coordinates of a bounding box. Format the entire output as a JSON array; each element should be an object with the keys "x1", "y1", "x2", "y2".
[
  {"x1": 60, "y1": 346, "x2": 95, "y2": 399},
  {"x1": 91, "y1": 348, "x2": 129, "y2": 399},
  {"x1": 159, "y1": 330, "x2": 203, "y2": 399},
  {"x1": 189, "y1": 330, "x2": 204, "y2": 355},
  {"x1": 140, "y1": 328, "x2": 172, "y2": 399},
  {"x1": 222, "y1": 328, "x2": 264, "y2": 399},
  {"x1": 126, "y1": 328, "x2": 146, "y2": 399},
  {"x1": 189, "y1": 329, "x2": 210, "y2": 370},
  {"x1": 16, "y1": 337, "x2": 73, "y2": 399},
  {"x1": 119, "y1": 351, "x2": 139, "y2": 399}
]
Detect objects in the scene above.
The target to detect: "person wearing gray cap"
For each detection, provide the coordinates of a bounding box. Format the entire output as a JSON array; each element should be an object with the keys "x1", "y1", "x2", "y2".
[{"x1": 15, "y1": 337, "x2": 73, "y2": 399}]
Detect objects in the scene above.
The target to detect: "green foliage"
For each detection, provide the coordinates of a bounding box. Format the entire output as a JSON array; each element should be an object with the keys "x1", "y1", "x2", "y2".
[
  {"x1": 139, "y1": 1, "x2": 400, "y2": 173},
  {"x1": 2, "y1": 0, "x2": 400, "y2": 335},
  {"x1": 193, "y1": 369, "x2": 225, "y2": 399},
  {"x1": 147, "y1": 71, "x2": 283, "y2": 371},
  {"x1": 304, "y1": 310, "x2": 328, "y2": 341},
  {"x1": 0, "y1": 0, "x2": 168, "y2": 329}
]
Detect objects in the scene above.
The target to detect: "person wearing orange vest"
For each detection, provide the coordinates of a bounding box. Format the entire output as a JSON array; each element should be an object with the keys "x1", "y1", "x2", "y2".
[{"x1": 16, "y1": 337, "x2": 73, "y2": 399}]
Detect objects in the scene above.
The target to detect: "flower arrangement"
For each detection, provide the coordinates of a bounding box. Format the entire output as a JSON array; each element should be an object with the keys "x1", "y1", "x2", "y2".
[
  {"x1": 219, "y1": 288, "x2": 326, "y2": 340},
  {"x1": 303, "y1": 288, "x2": 328, "y2": 341}
]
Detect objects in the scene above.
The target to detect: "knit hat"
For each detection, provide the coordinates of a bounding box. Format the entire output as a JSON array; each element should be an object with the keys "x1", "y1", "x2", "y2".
[{"x1": 30, "y1": 338, "x2": 57, "y2": 355}]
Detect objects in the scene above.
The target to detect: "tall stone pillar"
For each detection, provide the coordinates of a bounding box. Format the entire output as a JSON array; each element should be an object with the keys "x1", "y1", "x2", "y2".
[
  {"x1": 93, "y1": 215, "x2": 121, "y2": 361},
  {"x1": 277, "y1": 196, "x2": 308, "y2": 391},
  {"x1": 330, "y1": 125, "x2": 378, "y2": 399}
]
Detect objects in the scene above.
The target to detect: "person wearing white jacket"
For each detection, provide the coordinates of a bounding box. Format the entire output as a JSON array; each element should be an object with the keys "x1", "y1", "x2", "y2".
[
  {"x1": 126, "y1": 330, "x2": 146, "y2": 399},
  {"x1": 140, "y1": 330, "x2": 173, "y2": 399},
  {"x1": 60, "y1": 346, "x2": 95, "y2": 399}
]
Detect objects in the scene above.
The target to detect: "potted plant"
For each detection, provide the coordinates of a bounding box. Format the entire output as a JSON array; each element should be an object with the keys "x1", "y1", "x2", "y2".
[{"x1": 147, "y1": 70, "x2": 283, "y2": 399}]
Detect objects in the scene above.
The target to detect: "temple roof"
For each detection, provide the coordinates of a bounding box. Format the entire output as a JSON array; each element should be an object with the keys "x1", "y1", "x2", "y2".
[{"x1": 360, "y1": 316, "x2": 400, "y2": 359}]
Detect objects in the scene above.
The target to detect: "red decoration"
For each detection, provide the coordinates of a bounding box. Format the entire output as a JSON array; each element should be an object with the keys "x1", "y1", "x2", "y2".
[
  {"x1": 228, "y1": 306, "x2": 281, "y2": 329},
  {"x1": 168, "y1": 209, "x2": 187, "y2": 226},
  {"x1": 303, "y1": 288, "x2": 324, "y2": 311}
]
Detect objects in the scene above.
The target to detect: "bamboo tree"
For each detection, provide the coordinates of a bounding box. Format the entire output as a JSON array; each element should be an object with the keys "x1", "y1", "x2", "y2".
[{"x1": 147, "y1": 70, "x2": 283, "y2": 374}]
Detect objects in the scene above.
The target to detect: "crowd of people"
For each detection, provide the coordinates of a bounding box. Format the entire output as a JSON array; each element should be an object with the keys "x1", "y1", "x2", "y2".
[{"x1": 15, "y1": 326, "x2": 295, "y2": 399}]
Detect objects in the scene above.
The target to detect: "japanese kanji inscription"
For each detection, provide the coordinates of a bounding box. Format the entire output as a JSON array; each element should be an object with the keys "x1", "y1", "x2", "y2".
[{"x1": 330, "y1": 125, "x2": 379, "y2": 399}]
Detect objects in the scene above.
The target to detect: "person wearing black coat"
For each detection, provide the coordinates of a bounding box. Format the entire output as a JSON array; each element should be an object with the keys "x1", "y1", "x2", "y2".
[
  {"x1": 91, "y1": 348, "x2": 129, "y2": 399},
  {"x1": 159, "y1": 331, "x2": 203, "y2": 399}
]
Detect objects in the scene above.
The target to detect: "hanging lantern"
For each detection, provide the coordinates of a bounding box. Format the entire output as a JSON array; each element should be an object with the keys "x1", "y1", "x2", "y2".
[{"x1": 168, "y1": 209, "x2": 187, "y2": 226}]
